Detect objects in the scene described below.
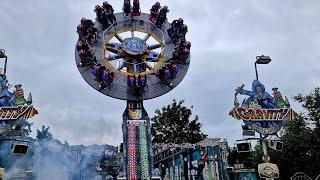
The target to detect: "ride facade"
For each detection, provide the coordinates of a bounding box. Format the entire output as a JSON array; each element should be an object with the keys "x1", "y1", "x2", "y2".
[
  {"x1": 229, "y1": 55, "x2": 299, "y2": 179},
  {"x1": 75, "y1": 1, "x2": 191, "y2": 179},
  {"x1": 0, "y1": 49, "x2": 38, "y2": 179}
]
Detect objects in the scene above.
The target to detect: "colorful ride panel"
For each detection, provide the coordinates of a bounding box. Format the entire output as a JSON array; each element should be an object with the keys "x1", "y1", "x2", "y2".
[{"x1": 230, "y1": 80, "x2": 299, "y2": 135}]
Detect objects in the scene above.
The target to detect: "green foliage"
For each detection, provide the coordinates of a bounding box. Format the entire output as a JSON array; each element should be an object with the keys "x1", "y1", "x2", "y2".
[
  {"x1": 151, "y1": 99, "x2": 207, "y2": 144},
  {"x1": 36, "y1": 125, "x2": 53, "y2": 141},
  {"x1": 251, "y1": 87, "x2": 320, "y2": 179}
]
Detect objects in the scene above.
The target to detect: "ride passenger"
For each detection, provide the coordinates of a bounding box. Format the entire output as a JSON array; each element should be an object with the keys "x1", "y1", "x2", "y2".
[
  {"x1": 132, "y1": 0, "x2": 141, "y2": 17},
  {"x1": 103, "y1": 1, "x2": 117, "y2": 24},
  {"x1": 170, "y1": 63, "x2": 179, "y2": 78},
  {"x1": 128, "y1": 75, "x2": 136, "y2": 88},
  {"x1": 100, "y1": 69, "x2": 110, "y2": 88},
  {"x1": 149, "y1": 2, "x2": 161, "y2": 23},
  {"x1": 164, "y1": 67, "x2": 171, "y2": 80},
  {"x1": 155, "y1": 6, "x2": 169, "y2": 28},
  {"x1": 127, "y1": 75, "x2": 131, "y2": 87},
  {"x1": 95, "y1": 5, "x2": 109, "y2": 29},
  {"x1": 123, "y1": 0, "x2": 132, "y2": 16},
  {"x1": 177, "y1": 25, "x2": 188, "y2": 44},
  {"x1": 137, "y1": 74, "x2": 146, "y2": 88},
  {"x1": 167, "y1": 20, "x2": 178, "y2": 39}
]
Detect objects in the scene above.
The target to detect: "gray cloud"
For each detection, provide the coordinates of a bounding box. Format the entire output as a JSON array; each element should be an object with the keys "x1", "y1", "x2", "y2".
[{"x1": 0, "y1": 0, "x2": 319, "y2": 146}]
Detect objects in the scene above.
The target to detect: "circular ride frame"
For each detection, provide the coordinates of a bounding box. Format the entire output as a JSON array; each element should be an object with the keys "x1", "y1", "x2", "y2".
[{"x1": 75, "y1": 13, "x2": 190, "y2": 101}]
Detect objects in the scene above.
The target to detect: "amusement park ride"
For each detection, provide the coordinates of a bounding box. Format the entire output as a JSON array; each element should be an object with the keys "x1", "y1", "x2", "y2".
[
  {"x1": 0, "y1": 49, "x2": 38, "y2": 178},
  {"x1": 75, "y1": 1, "x2": 190, "y2": 179},
  {"x1": 229, "y1": 55, "x2": 299, "y2": 179}
]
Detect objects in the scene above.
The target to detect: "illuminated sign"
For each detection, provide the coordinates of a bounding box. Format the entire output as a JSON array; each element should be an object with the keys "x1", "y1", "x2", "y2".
[
  {"x1": 258, "y1": 163, "x2": 279, "y2": 178},
  {"x1": 230, "y1": 80, "x2": 300, "y2": 135},
  {"x1": 127, "y1": 120, "x2": 146, "y2": 126},
  {"x1": 12, "y1": 168, "x2": 27, "y2": 178},
  {"x1": 249, "y1": 122, "x2": 282, "y2": 135},
  {"x1": 0, "y1": 105, "x2": 38, "y2": 121},
  {"x1": 127, "y1": 124, "x2": 137, "y2": 180},
  {"x1": 139, "y1": 125, "x2": 150, "y2": 179},
  {"x1": 0, "y1": 167, "x2": 4, "y2": 178},
  {"x1": 128, "y1": 109, "x2": 142, "y2": 119},
  {"x1": 229, "y1": 107, "x2": 298, "y2": 121}
]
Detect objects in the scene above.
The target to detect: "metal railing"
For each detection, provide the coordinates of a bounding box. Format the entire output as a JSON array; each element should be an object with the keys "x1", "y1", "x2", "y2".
[
  {"x1": 291, "y1": 172, "x2": 313, "y2": 180},
  {"x1": 101, "y1": 13, "x2": 166, "y2": 73}
]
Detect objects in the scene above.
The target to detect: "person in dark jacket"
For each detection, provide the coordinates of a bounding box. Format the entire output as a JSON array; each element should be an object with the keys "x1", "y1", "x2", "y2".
[
  {"x1": 95, "y1": 5, "x2": 109, "y2": 29},
  {"x1": 132, "y1": 0, "x2": 141, "y2": 17},
  {"x1": 103, "y1": 1, "x2": 116, "y2": 24},
  {"x1": 149, "y1": 2, "x2": 161, "y2": 23},
  {"x1": 123, "y1": 0, "x2": 131, "y2": 16},
  {"x1": 155, "y1": 6, "x2": 169, "y2": 28}
]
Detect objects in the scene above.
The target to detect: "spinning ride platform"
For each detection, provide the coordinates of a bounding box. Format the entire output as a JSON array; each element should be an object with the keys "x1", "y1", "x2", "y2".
[{"x1": 75, "y1": 13, "x2": 190, "y2": 100}]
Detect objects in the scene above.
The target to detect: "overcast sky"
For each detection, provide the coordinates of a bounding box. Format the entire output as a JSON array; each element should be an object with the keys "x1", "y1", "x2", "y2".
[{"x1": 0, "y1": 0, "x2": 319, "y2": 146}]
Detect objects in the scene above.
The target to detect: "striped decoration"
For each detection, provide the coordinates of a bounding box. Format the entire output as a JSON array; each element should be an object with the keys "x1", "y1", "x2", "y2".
[
  {"x1": 0, "y1": 105, "x2": 38, "y2": 121},
  {"x1": 139, "y1": 125, "x2": 150, "y2": 179},
  {"x1": 127, "y1": 124, "x2": 137, "y2": 180},
  {"x1": 14, "y1": 89, "x2": 24, "y2": 98},
  {"x1": 21, "y1": 106, "x2": 38, "y2": 119}
]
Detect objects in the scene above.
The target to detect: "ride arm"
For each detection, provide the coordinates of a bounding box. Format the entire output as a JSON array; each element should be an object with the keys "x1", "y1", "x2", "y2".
[
  {"x1": 235, "y1": 84, "x2": 254, "y2": 97},
  {"x1": 241, "y1": 90, "x2": 255, "y2": 97}
]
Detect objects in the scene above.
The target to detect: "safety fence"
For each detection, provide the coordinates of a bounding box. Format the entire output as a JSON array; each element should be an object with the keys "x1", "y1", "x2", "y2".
[{"x1": 291, "y1": 172, "x2": 320, "y2": 180}]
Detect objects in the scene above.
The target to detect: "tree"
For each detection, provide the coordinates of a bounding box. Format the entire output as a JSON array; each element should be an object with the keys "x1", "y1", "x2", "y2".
[
  {"x1": 251, "y1": 87, "x2": 320, "y2": 179},
  {"x1": 151, "y1": 99, "x2": 207, "y2": 144},
  {"x1": 292, "y1": 87, "x2": 320, "y2": 177},
  {"x1": 36, "y1": 125, "x2": 53, "y2": 141},
  {"x1": 295, "y1": 87, "x2": 320, "y2": 135}
]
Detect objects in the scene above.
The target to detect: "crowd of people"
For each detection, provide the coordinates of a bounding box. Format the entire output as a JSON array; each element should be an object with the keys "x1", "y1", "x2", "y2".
[
  {"x1": 156, "y1": 62, "x2": 179, "y2": 87},
  {"x1": 77, "y1": 18, "x2": 98, "y2": 46},
  {"x1": 94, "y1": 1, "x2": 117, "y2": 30},
  {"x1": 92, "y1": 63, "x2": 115, "y2": 89},
  {"x1": 153, "y1": 17, "x2": 190, "y2": 84},
  {"x1": 148, "y1": 10, "x2": 191, "y2": 85},
  {"x1": 76, "y1": 1, "x2": 118, "y2": 66},
  {"x1": 76, "y1": 18, "x2": 98, "y2": 66},
  {"x1": 76, "y1": 40, "x2": 96, "y2": 66},
  {"x1": 127, "y1": 74, "x2": 147, "y2": 93},
  {"x1": 167, "y1": 18, "x2": 188, "y2": 45},
  {"x1": 172, "y1": 40, "x2": 191, "y2": 64}
]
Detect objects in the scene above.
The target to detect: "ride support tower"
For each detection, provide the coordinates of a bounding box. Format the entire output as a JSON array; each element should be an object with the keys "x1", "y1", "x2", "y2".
[{"x1": 75, "y1": 1, "x2": 191, "y2": 179}]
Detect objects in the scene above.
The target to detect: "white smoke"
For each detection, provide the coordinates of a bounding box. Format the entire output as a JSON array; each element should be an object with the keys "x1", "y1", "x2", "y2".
[{"x1": 0, "y1": 138, "x2": 116, "y2": 179}]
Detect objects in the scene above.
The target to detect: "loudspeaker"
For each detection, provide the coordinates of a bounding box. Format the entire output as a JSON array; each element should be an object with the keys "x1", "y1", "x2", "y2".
[
  {"x1": 236, "y1": 142, "x2": 251, "y2": 153},
  {"x1": 268, "y1": 140, "x2": 283, "y2": 151},
  {"x1": 242, "y1": 125, "x2": 255, "y2": 136},
  {"x1": 11, "y1": 141, "x2": 29, "y2": 154}
]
